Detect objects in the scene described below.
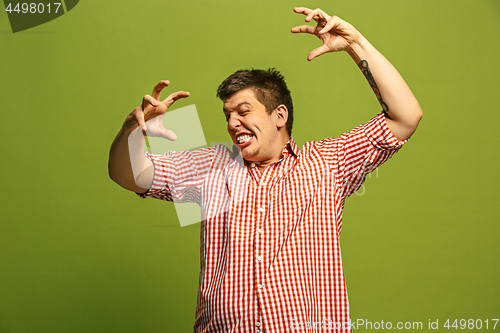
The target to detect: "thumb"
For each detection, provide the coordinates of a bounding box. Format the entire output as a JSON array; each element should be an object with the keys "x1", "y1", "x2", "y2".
[
  {"x1": 160, "y1": 127, "x2": 177, "y2": 141},
  {"x1": 307, "y1": 44, "x2": 330, "y2": 61}
]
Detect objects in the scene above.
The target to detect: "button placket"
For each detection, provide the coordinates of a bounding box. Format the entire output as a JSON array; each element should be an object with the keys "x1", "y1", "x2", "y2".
[
  {"x1": 256, "y1": 205, "x2": 264, "y2": 266},
  {"x1": 255, "y1": 170, "x2": 267, "y2": 326}
]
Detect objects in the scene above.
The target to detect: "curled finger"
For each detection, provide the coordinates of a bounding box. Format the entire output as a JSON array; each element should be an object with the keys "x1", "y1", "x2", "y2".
[
  {"x1": 152, "y1": 80, "x2": 170, "y2": 100},
  {"x1": 293, "y1": 7, "x2": 313, "y2": 15},
  {"x1": 319, "y1": 16, "x2": 342, "y2": 35},
  {"x1": 306, "y1": 8, "x2": 329, "y2": 23},
  {"x1": 162, "y1": 91, "x2": 191, "y2": 109},
  {"x1": 132, "y1": 106, "x2": 147, "y2": 131},
  {"x1": 142, "y1": 95, "x2": 159, "y2": 111},
  {"x1": 291, "y1": 25, "x2": 316, "y2": 34}
]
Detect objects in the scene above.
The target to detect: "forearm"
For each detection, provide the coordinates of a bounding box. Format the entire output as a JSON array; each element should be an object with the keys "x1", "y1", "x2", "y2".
[
  {"x1": 347, "y1": 35, "x2": 422, "y2": 140},
  {"x1": 108, "y1": 124, "x2": 153, "y2": 193}
]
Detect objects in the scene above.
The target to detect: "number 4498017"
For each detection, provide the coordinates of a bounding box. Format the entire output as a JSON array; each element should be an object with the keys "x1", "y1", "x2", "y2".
[
  {"x1": 444, "y1": 319, "x2": 498, "y2": 330},
  {"x1": 5, "y1": 3, "x2": 62, "y2": 14}
]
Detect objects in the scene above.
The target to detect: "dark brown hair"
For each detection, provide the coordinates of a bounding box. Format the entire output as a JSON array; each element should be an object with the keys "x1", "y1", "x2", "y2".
[{"x1": 216, "y1": 68, "x2": 294, "y2": 135}]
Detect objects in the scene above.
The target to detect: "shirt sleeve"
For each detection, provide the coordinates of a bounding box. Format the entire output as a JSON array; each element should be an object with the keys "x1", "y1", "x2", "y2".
[
  {"x1": 316, "y1": 113, "x2": 407, "y2": 199},
  {"x1": 136, "y1": 147, "x2": 216, "y2": 204}
]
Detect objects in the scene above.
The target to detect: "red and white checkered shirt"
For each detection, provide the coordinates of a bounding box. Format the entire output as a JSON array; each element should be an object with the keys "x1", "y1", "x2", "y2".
[{"x1": 141, "y1": 113, "x2": 405, "y2": 332}]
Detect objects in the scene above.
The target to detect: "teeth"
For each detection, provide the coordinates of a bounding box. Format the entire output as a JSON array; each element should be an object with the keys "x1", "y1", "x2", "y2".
[{"x1": 237, "y1": 134, "x2": 253, "y2": 144}]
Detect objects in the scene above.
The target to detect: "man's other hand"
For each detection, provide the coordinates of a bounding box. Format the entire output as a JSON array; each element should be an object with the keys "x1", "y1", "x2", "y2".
[
  {"x1": 124, "y1": 80, "x2": 190, "y2": 140},
  {"x1": 291, "y1": 7, "x2": 361, "y2": 61}
]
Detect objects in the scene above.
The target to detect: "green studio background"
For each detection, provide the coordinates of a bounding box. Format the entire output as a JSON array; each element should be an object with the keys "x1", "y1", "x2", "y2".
[{"x1": 0, "y1": 0, "x2": 498, "y2": 332}]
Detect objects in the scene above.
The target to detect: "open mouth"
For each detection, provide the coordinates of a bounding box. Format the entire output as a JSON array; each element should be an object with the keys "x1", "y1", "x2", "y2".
[
  {"x1": 237, "y1": 134, "x2": 253, "y2": 144},
  {"x1": 236, "y1": 133, "x2": 255, "y2": 147}
]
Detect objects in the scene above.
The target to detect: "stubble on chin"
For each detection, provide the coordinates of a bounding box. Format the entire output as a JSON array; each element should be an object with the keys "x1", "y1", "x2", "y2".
[{"x1": 241, "y1": 146, "x2": 260, "y2": 161}]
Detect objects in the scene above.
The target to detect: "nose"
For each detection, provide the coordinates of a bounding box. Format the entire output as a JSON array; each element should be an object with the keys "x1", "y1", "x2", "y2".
[{"x1": 227, "y1": 113, "x2": 242, "y2": 131}]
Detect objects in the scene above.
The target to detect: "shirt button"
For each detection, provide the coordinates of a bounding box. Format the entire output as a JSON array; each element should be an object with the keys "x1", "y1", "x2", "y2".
[
  {"x1": 256, "y1": 322, "x2": 261, "y2": 327},
  {"x1": 256, "y1": 330, "x2": 261, "y2": 333},
  {"x1": 258, "y1": 284, "x2": 264, "y2": 289},
  {"x1": 257, "y1": 255, "x2": 262, "y2": 261},
  {"x1": 250, "y1": 163, "x2": 255, "y2": 168},
  {"x1": 257, "y1": 228, "x2": 262, "y2": 234},
  {"x1": 257, "y1": 207, "x2": 265, "y2": 213}
]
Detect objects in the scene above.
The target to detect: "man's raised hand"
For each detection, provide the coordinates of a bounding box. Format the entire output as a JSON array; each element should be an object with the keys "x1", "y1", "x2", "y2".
[
  {"x1": 125, "y1": 80, "x2": 190, "y2": 140},
  {"x1": 291, "y1": 7, "x2": 361, "y2": 61}
]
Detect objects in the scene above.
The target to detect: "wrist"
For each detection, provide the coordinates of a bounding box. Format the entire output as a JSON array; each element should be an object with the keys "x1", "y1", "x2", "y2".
[
  {"x1": 346, "y1": 34, "x2": 369, "y2": 64},
  {"x1": 122, "y1": 114, "x2": 140, "y2": 134}
]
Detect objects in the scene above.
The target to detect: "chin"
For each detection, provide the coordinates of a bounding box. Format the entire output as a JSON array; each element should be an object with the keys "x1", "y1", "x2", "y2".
[
  {"x1": 241, "y1": 151, "x2": 255, "y2": 160},
  {"x1": 240, "y1": 147, "x2": 259, "y2": 161}
]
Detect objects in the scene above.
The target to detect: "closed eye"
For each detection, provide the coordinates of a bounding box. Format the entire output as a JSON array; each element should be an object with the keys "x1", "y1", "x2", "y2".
[{"x1": 224, "y1": 109, "x2": 250, "y2": 122}]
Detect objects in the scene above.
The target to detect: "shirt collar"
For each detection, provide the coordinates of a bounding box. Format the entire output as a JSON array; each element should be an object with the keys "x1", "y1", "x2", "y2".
[
  {"x1": 242, "y1": 138, "x2": 299, "y2": 168},
  {"x1": 282, "y1": 138, "x2": 299, "y2": 158}
]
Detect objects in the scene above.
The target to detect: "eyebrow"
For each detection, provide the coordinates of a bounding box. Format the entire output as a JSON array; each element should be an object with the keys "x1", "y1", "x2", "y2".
[{"x1": 223, "y1": 101, "x2": 253, "y2": 114}]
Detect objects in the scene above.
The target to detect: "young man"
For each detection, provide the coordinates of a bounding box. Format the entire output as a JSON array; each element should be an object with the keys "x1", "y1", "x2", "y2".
[{"x1": 109, "y1": 7, "x2": 421, "y2": 333}]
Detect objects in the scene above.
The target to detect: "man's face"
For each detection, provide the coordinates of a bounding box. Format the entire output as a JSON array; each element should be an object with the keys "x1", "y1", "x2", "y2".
[{"x1": 223, "y1": 88, "x2": 281, "y2": 163}]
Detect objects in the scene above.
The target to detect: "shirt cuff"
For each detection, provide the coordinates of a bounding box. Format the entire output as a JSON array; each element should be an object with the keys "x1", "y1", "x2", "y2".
[
  {"x1": 136, "y1": 152, "x2": 171, "y2": 198},
  {"x1": 364, "y1": 113, "x2": 408, "y2": 151}
]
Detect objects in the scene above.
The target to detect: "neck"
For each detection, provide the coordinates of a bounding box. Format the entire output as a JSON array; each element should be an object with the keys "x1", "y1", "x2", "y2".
[{"x1": 252, "y1": 135, "x2": 290, "y2": 170}]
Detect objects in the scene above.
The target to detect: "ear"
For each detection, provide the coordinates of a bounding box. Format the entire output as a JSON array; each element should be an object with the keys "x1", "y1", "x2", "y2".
[{"x1": 274, "y1": 104, "x2": 288, "y2": 130}]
